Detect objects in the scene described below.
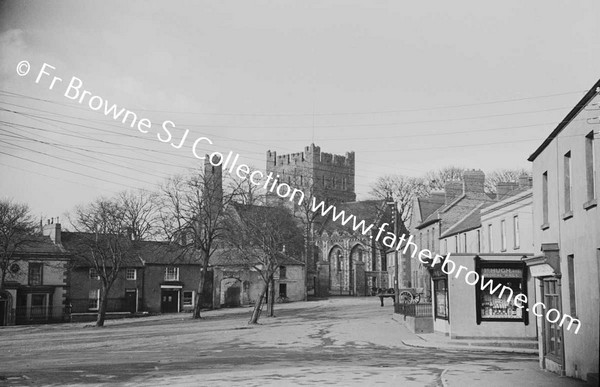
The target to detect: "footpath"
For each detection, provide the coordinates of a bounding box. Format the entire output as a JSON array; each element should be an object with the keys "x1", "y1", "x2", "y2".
[{"x1": 391, "y1": 313, "x2": 589, "y2": 386}]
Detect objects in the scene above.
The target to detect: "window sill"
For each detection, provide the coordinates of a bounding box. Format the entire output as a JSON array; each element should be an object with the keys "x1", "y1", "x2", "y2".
[
  {"x1": 583, "y1": 199, "x2": 597, "y2": 210},
  {"x1": 561, "y1": 211, "x2": 573, "y2": 221},
  {"x1": 540, "y1": 223, "x2": 550, "y2": 230}
]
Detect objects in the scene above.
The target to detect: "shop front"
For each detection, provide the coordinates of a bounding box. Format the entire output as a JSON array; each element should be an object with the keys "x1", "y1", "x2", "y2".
[{"x1": 430, "y1": 253, "x2": 537, "y2": 339}]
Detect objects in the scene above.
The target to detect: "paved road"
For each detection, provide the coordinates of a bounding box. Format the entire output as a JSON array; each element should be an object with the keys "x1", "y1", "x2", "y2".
[{"x1": 0, "y1": 298, "x2": 585, "y2": 386}]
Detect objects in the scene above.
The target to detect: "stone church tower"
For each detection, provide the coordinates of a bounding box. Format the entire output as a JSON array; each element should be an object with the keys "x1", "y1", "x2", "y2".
[{"x1": 265, "y1": 143, "x2": 356, "y2": 205}]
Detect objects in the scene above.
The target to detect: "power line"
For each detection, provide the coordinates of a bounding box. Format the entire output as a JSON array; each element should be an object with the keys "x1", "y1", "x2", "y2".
[{"x1": 0, "y1": 88, "x2": 585, "y2": 117}]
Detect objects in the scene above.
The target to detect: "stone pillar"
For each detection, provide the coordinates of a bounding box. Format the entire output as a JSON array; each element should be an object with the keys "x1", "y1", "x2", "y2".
[
  {"x1": 353, "y1": 261, "x2": 366, "y2": 296},
  {"x1": 316, "y1": 261, "x2": 330, "y2": 298}
]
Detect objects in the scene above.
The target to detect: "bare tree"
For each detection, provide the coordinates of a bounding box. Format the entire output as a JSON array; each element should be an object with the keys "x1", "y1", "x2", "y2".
[
  {"x1": 226, "y1": 203, "x2": 303, "y2": 324},
  {"x1": 423, "y1": 166, "x2": 466, "y2": 192},
  {"x1": 159, "y1": 167, "x2": 237, "y2": 319},
  {"x1": 0, "y1": 199, "x2": 37, "y2": 291},
  {"x1": 69, "y1": 198, "x2": 132, "y2": 327},
  {"x1": 484, "y1": 168, "x2": 530, "y2": 193},
  {"x1": 229, "y1": 165, "x2": 266, "y2": 206},
  {"x1": 118, "y1": 189, "x2": 160, "y2": 241},
  {"x1": 369, "y1": 175, "x2": 428, "y2": 225}
]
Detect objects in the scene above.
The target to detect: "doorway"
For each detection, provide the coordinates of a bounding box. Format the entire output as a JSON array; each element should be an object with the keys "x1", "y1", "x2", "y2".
[
  {"x1": 161, "y1": 290, "x2": 179, "y2": 313},
  {"x1": 125, "y1": 289, "x2": 137, "y2": 313}
]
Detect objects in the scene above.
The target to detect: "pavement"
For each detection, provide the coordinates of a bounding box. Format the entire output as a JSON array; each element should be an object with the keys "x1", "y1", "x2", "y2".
[
  {"x1": 0, "y1": 297, "x2": 588, "y2": 386},
  {"x1": 392, "y1": 314, "x2": 539, "y2": 354}
]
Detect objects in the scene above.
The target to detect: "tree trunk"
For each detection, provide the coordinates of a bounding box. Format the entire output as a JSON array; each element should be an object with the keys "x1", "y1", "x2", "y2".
[
  {"x1": 96, "y1": 284, "x2": 109, "y2": 327},
  {"x1": 193, "y1": 267, "x2": 207, "y2": 319},
  {"x1": 249, "y1": 281, "x2": 268, "y2": 324},
  {"x1": 267, "y1": 276, "x2": 275, "y2": 317}
]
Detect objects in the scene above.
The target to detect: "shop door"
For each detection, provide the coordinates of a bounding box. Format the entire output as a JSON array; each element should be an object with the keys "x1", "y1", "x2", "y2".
[
  {"x1": 125, "y1": 290, "x2": 137, "y2": 313},
  {"x1": 161, "y1": 290, "x2": 179, "y2": 313}
]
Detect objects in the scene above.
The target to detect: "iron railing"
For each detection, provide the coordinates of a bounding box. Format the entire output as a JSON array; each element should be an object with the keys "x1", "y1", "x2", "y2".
[
  {"x1": 394, "y1": 302, "x2": 432, "y2": 318},
  {"x1": 15, "y1": 305, "x2": 71, "y2": 324}
]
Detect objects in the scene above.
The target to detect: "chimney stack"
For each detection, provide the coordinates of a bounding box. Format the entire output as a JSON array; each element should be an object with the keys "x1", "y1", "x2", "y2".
[
  {"x1": 42, "y1": 218, "x2": 61, "y2": 245},
  {"x1": 496, "y1": 182, "x2": 519, "y2": 200},
  {"x1": 463, "y1": 169, "x2": 486, "y2": 194},
  {"x1": 518, "y1": 174, "x2": 532, "y2": 188}
]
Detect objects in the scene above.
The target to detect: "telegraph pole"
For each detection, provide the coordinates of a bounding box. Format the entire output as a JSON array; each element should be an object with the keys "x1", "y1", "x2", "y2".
[{"x1": 387, "y1": 200, "x2": 399, "y2": 308}]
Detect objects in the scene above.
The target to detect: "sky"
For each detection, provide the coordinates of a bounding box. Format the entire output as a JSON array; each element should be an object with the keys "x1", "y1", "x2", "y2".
[{"x1": 1, "y1": 0, "x2": 599, "y2": 223}]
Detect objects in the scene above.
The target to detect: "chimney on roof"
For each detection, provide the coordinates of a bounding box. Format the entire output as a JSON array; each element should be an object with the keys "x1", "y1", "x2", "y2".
[
  {"x1": 518, "y1": 174, "x2": 532, "y2": 188},
  {"x1": 42, "y1": 218, "x2": 61, "y2": 245},
  {"x1": 444, "y1": 181, "x2": 464, "y2": 204},
  {"x1": 463, "y1": 169, "x2": 486, "y2": 194},
  {"x1": 496, "y1": 181, "x2": 519, "y2": 200},
  {"x1": 430, "y1": 191, "x2": 445, "y2": 203}
]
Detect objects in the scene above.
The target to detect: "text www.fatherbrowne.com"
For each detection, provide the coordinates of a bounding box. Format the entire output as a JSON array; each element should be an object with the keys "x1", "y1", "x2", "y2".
[{"x1": 19, "y1": 60, "x2": 582, "y2": 335}]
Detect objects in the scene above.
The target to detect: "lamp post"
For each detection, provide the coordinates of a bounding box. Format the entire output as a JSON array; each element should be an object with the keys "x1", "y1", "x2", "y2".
[{"x1": 387, "y1": 200, "x2": 399, "y2": 308}]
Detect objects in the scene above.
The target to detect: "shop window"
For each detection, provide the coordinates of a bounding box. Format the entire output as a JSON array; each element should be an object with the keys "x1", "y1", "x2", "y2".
[
  {"x1": 28, "y1": 263, "x2": 43, "y2": 286},
  {"x1": 433, "y1": 276, "x2": 448, "y2": 320},
  {"x1": 183, "y1": 291, "x2": 194, "y2": 307},
  {"x1": 476, "y1": 262, "x2": 527, "y2": 323}
]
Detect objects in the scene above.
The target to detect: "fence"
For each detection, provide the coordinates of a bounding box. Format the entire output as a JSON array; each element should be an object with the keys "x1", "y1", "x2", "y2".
[
  {"x1": 15, "y1": 305, "x2": 71, "y2": 325},
  {"x1": 394, "y1": 302, "x2": 432, "y2": 318}
]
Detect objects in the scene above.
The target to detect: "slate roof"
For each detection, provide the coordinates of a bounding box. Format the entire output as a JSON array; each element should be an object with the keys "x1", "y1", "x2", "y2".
[
  {"x1": 416, "y1": 191, "x2": 495, "y2": 235},
  {"x1": 61, "y1": 232, "x2": 198, "y2": 268},
  {"x1": 10, "y1": 234, "x2": 68, "y2": 256},
  {"x1": 440, "y1": 203, "x2": 487, "y2": 238},
  {"x1": 416, "y1": 194, "x2": 446, "y2": 223},
  {"x1": 319, "y1": 199, "x2": 397, "y2": 234}
]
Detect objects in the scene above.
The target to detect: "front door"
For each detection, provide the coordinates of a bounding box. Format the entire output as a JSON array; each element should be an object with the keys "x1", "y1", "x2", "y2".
[
  {"x1": 224, "y1": 286, "x2": 241, "y2": 307},
  {"x1": 125, "y1": 290, "x2": 137, "y2": 313},
  {"x1": 0, "y1": 300, "x2": 6, "y2": 326},
  {"x1": 161, "y1": 290, "x2": 179, "y2": 313}
]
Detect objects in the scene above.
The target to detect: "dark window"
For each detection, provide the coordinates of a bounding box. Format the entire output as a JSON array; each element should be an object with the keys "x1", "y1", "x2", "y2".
[
  {"x1": 567, "y1": 255, "x2": 576, "y2": 317},
  {"x1": 28, "y1": 263, "x2": 43, "y2": 286},
  {"x1": 183, "y1": 291, "x2": 193, "y2": 307},
  {"x1": 279, "y1": 266, "x2": 287, "y2": 279},
  {"x1": 542, "y1": 171, "x2": 549, "y2": 225},
  {"x1": 585, "y1": 131, "x2": 596, "y2": 201},
  {"x1": 30, "y1": 294, "x2": 46, "y2": 318},
  {"x1": 279, "y1": 283, "x2": 287, "y2": 298},
  {"x1": 89, "y1": 268, "x2": 99, "y2": 279},
  {"x1": 564, "y1": 151, "x2": 572, "y2": 212}
]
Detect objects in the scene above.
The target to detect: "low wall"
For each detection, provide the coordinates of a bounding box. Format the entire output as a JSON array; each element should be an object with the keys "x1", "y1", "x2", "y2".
[{"x1": 404, "y1": 315, "x2": 434, "y2": 334}]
